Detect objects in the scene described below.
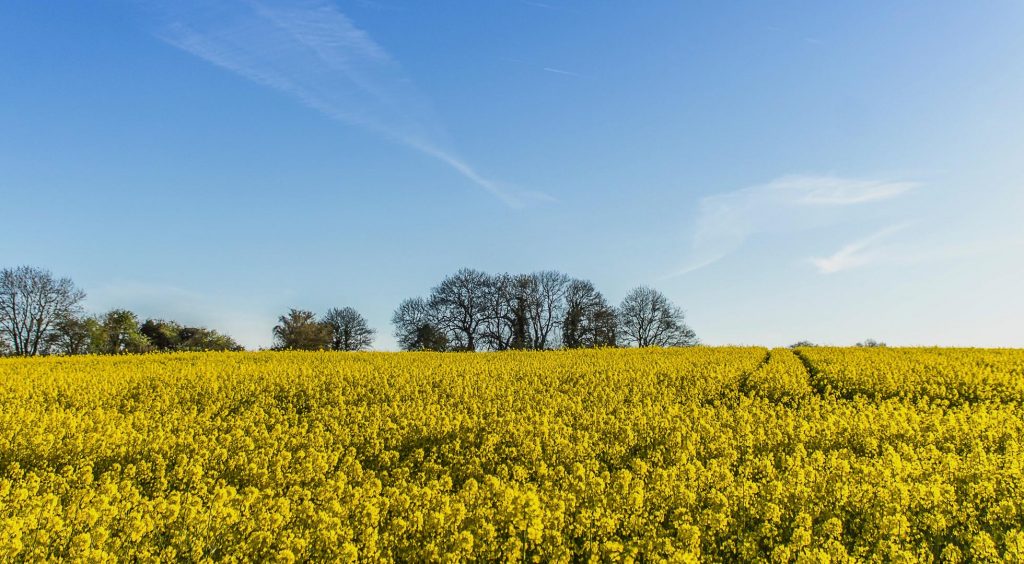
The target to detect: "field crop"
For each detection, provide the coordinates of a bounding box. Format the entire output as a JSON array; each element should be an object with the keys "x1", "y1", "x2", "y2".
[
  {"x1": 799, "y1": 347, "x2": 1024, "y2": 405},
  {"x1": 1, "y1": 347, "x2": 1023, "y2": 562}
]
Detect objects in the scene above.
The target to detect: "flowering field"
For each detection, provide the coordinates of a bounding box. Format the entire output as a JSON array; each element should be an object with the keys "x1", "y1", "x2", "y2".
[{"x1": 1, "y1": 347, "x2": 1023, "y2": 562}]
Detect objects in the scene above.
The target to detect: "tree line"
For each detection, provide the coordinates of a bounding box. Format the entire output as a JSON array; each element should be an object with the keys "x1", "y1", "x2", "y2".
[
  {"x1": 389, "y1": 268, "x2": 697, "y2": 352},
  {"x1": 0, "y1": 266, "x2": 240, "y2": 355},
  {"x1": 1, "y1": 265, "x2": 698, "y2": 356}
]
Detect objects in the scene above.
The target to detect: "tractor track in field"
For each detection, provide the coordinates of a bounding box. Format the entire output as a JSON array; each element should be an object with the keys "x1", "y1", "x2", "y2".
[
  {"x1": 737, "y1": 347, "x2": 773, "y2": 391},
  {"x1": 791, "y1": 347, "x2": 825, "y2": 396}
]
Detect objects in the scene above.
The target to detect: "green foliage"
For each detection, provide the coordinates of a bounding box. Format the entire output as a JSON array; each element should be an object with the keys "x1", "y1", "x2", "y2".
[
  {"x1": 96, "y1": 309, "x2": 150, "y2": 354},
  {"x1": 140, "y1": 319, "x2": 183, "y2": 351},
  {"x1": 141, "y1": 319, "x2": 242, "y2": 352},
  {"x1": 46, "y1": 315, "x2": 102, "y2": 355},
  {"x1": 272, "y1": 309, "x2": 332, "y2": 351},
  {"x1": 177, "y1": 327, "x2": 242, "y2": 352}
]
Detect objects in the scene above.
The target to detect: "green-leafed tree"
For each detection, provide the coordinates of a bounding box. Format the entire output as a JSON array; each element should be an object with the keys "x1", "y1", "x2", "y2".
[
  {"x1": 273, "y1": 309, "x2": 332, "y2": 351},
  {"x1": 46, "y1": 314, "x2": 103, "y2": 355},
  {"x1": 178, "y1": 326, "x2": 243, "y2": 352},
  {"x1": 97, "y1": 309, "x2": 151, "y2": 354},
  {"x1": 140, "y1": 319, "x2": 184, "y2": 351},
  {"x1": 140, "y1": 319, "x2": 242, "y2": 352}
]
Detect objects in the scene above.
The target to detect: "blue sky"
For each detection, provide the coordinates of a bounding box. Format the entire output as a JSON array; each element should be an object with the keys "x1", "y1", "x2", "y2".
[{"x1": 2, "y1": 0, "x2": 1023, "y2": 349}]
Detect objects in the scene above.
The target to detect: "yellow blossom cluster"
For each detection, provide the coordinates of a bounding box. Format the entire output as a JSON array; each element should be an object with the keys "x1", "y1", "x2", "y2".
[
  {"x1": 1, "y1": 347, "x2": 1022, "y2": 561},
  {"x1": 798, "y1": 347, "x2": 1024, "y2": 404}
]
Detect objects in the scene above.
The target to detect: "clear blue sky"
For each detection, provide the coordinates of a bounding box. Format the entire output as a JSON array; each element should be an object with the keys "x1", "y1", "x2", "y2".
[{"x1": 2, "y1": 1, "x2": 1023, "y2": 349}]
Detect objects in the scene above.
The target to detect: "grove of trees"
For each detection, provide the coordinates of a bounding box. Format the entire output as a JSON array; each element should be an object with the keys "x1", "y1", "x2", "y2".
[
  {"x1": 272, "y1": 307, "x2": 375, "y2": 351},
  {"x1": 391, "y1": 268, "x2": 697, "y2": 352}
]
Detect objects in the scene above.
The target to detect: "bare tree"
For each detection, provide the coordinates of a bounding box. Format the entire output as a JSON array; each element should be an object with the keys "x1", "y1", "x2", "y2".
[
  {"x1": 479, "y1": 273, "x2": 514, "y2": 351},
  {"x1": 562, "y1": 279, "x2": 618, "y2": 348},
  {"x1": 0, "y1": 266, "x2": 86, "y2": 356},
  {"x1": 395, "y1": 268, "x2": 620, "y2": 352},
  {"x1": 590, "y1": 305, "x2": 619, "y2": 348},
  {"x1": 507, "y1": 274, "x2": 534, "y2": 350},
  {"x1": 428, "y1": 268, "x2": 491, "y2": 351},
  {"x1": 322, "y1": 307, "x2": 375, "y2": 351},
  {"x1": 392, "y1": 297, "x2": 448, "y2": 351},
  {"x1": 618, "y1": 286, "x2": 697, "y2": 348},
  {"x1": 524, "y1": 270, "x2": 570, "y2": 349},
  {"x1": 273, "y1": 309, "x2": 332, "y2": 351},
  {"x1": 479, "y1": 273, "x2": 533, "y2": 351}
]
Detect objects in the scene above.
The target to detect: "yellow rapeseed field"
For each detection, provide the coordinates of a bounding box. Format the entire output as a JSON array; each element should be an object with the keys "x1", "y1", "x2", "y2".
[{"x1": 1, "y1": 347, "x2": 1023, "y2": 562}]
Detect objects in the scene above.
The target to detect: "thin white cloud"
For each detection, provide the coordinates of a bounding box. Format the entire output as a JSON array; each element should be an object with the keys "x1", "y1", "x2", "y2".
[
  {"x1": 811, "y1": 231, "x2": 1024, "y2": 274},
  {"x1": 542, "y1": 67, "x2": 583, "y2": 78},
  {"x1": 518, "y1": 1, "x2": 579, "y2": 12},
  {"x1": 810, "y1": 224, "x2": 908, "y2": 274},
  {"x1": 151, "y1": 0, "x2": 539, "y2": 207},
  {"x1": 503, "y1": 58, "x2": 584, "y2": 79},
  {"x1": 790, "y1": 176, "x2": 917, "y2": 205},
  {"x1": 665, "y1": 174, "x2": 918, "y2": 278}
]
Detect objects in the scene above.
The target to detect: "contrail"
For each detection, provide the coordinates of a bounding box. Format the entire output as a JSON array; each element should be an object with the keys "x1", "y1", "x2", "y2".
[{"x1": 150, "y1": 0, "x2": 538, "y2": 206}]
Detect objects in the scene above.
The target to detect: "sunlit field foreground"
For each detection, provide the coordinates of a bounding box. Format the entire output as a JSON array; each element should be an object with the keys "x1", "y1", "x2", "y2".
[{"x1": 2, "y1": 348, "x2": 1023, "y2": 562}]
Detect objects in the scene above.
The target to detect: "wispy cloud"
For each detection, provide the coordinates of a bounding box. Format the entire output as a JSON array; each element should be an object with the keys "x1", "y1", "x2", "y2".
[
  {"x1": 790, "y1": 176, "x2": 917, "y2": 205},
  {"x1": 151, "y1": 0, "x2": 538, "y2": 207},
  {"x1": 518, "y1": 0, "x2": 578, "y2": 12},
  {"x1": 503, "y1": 57, "x2": 584, "y2": 79},
  {"x1": 811, "y1": 228, "x2": 1024, "y2": 274},
  {"x1": 542, "y1": 66, "x2": 583, "y2": 78},
  {"x1": 665, "y1": 174, "x2": 919, "y2": 277},
  {"x1": 810, "y1": 224, "x2": 908, "y2": 274}
]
